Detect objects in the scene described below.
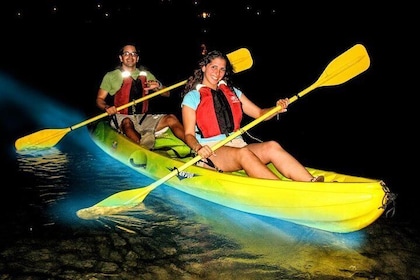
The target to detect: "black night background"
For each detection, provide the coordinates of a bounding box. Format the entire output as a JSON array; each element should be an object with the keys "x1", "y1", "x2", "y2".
[{"x1": 0, "y1": 1, "x2": 418, "y2": 279}]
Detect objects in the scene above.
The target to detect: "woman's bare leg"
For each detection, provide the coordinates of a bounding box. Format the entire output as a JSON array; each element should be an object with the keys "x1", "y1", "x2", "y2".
[
  {"x1": 207, "y1": 146, "x2": 279, "y2": 179},
  {"x1": 247, "y1": 141, "x2": 314, "y2": 182}
]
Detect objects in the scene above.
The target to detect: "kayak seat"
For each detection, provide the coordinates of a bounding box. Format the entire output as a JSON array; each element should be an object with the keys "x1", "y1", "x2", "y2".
[
  {"x1": 153, "y1": 128, "x2": 193, "y2": 158},
  {"x1": 153, "y1": 145, "x2": 194, "y2": 159}
]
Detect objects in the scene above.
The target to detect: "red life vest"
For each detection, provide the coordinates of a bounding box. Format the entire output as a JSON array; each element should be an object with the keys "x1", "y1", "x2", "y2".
[
  {"x1": 114, "y1": 70, "x2": 148, "y2": 114},
  {"x1": 196, "y1": 81, "x2": 242, "y2": 138}
]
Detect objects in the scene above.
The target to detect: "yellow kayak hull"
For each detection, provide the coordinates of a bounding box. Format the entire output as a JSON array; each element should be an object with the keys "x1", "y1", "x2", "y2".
[{"x1": 90, "y1": 121, "x2": 394, "y2": 233}]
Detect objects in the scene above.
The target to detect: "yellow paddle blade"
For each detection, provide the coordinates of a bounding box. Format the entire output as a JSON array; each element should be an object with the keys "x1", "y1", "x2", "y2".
[
  {"x1": 227, "y1": 48, "x2": 253, "y2": 73},
  {"x1": 316, "y1": 44, "x2": 370, "y2": 87},
  {"x1": 77, "y1": 186, "x2": 154, "y2": 220},
  {"x1": 291, "y1": 44, "x2": 370, "y2": 102},
  {"x1": 15, "y1": 128, "x2": 71, "y2": 151}
]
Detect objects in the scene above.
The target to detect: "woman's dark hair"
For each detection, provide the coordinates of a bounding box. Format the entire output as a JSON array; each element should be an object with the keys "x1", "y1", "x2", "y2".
[{"x1": 182, "y1": 50, "x2": 234, "y2": 96}]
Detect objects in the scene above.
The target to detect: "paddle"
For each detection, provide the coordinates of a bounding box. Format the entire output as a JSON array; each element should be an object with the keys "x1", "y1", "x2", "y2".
[
  {"x1": 76, "y1": 43, "x2": 370, "y2": 220},
  {"x1": 14, "y1": 48, "x2": 253, "y2": 151}
]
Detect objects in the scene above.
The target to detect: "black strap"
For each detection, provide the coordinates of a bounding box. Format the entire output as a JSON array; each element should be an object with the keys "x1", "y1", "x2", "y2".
[
  {"x1": 197, "y1": 158, "x2": 223, "y2": 172},
  {"x1": 138, "y1": 113, "x2": 148, "y2": 125},
  {"x1": 110, "y1": 115, "x2": 121, "y2": 133}
]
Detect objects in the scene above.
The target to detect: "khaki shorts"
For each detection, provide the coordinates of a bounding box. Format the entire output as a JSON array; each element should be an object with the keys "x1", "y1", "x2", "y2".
[
  {"x1": 111, "y1": 113, "x2": 165, "y2": 149},
  {"x1": 195, "y1": 138, "x2": 248, "y2": 171},
  {"x1": 205, "y1": 137, "x2": 248, "y2": 148}
]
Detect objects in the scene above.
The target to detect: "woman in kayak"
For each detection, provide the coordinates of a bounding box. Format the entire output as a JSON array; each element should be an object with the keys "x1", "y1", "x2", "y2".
[{"x1": 181, "y1": 50, "x2": 323, "y2": 182}]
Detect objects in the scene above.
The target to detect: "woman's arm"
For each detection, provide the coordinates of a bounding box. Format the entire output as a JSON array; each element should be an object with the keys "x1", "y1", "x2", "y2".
[
  {"x1": 182, "y1": 105, "x2": 201, "y2": 152},
  {"x1": 241, "y1": 93, "x2": 288, "y2": 120}
]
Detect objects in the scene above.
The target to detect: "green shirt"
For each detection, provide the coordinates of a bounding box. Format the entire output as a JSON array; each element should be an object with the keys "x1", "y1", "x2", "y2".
[{"x1": 99, "y1": 68, "x2": 158, "y2": 96}]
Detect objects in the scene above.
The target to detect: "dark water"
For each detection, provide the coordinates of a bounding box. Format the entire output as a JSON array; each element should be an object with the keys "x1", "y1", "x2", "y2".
[
  {"x1": 1, "y1": 5, "x2": 419, "y2": 278},
  {"x1": 1, "y1": 128, "x2": 419, "y2": 280}
]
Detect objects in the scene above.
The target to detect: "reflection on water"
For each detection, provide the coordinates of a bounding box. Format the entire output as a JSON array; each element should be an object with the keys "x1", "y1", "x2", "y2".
[
  {"x1": 3, "y1": 143, "x2": 419, "y2": 279},
  {"x1": 127, "y1": 188, "x2": 374, "y2": 278},
  {"x1": 15, "y1": 148, "x2": 70, "y2": 225},
  {"x1": 17, "y1": 147, "x2": 69, "y2": 186}
]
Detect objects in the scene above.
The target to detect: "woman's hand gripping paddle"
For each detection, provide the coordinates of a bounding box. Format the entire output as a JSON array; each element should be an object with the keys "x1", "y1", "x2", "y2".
[
  {"x1": 76, "y1": 44, "x2": 370, "y2": 220},
  {"x1": 14, "y1": 48, "x2": 253, "y2": 151}
]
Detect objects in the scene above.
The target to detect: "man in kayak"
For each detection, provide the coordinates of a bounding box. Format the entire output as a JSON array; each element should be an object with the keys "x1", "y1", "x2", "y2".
[
  {"x1": 181, "y1": 50, "x2": 323, "y2": 182},
  {"x1": 96, "y1": 44, "x2": 185, "y2": 149}
]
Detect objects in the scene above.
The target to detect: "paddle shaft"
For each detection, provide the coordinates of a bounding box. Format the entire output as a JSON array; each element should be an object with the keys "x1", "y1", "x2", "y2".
[
  {"x1": 70, "y1": 81, "x2": 186, "y2": 131},
  {"x1": 15, "y1": 48, "x2": 252, "y2": 151},
  {"x1": 123, "y1": 44, "x2": 370, "y2": 206},
  {"x1": 13, "y1": 81, "x2": 184, "y2": 150},
  {"x1": 123, "y1": 86, "x2": 313, "y2": 205}
]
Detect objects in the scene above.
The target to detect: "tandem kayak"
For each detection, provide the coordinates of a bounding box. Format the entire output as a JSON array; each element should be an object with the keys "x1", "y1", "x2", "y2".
[{"x1": 85, "y1": 120, "x2": 396, "y2": 233}]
